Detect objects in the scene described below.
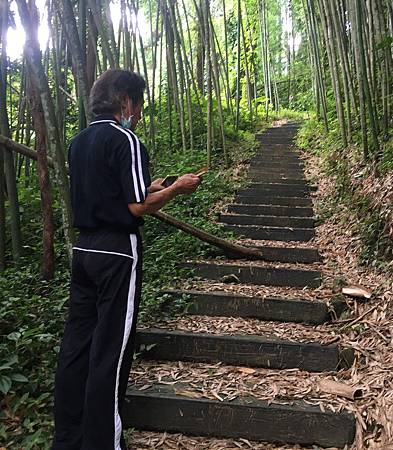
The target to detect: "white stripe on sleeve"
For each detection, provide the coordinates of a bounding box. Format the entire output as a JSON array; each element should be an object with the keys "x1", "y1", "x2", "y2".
[
  {"x1": 110, "y1": 123, "x2": 143, "y2": 203},
  {"x1": 128, "y1": 129, "x2": 146, "y2": 198}
]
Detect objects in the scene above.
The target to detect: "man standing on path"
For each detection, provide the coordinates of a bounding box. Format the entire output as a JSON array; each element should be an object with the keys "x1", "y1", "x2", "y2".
[{"x1": 52, "y1": 69, "x2": 201, "y2": 450}]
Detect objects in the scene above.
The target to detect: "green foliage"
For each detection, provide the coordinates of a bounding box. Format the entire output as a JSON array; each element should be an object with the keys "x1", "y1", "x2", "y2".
[
  {"x1": 0, "y1": 128, "x2": 257, "y2": 448},
  {"x1": 0, "y1": 257, "x2": 70, "y2": 449}
]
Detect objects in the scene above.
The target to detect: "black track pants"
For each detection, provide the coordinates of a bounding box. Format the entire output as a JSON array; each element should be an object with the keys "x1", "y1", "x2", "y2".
[{"x1": 52, "y1": 229, "x2": 143, "y2": 450}]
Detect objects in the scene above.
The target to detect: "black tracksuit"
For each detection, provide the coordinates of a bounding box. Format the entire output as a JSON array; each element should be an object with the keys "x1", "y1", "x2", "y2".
[{"x1": 52, "y1": 115, "x2": 151, "y2": 450}]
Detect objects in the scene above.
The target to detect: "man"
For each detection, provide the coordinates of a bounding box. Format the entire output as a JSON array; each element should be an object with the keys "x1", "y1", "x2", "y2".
[{"x1": 52, "y1": 69, "x2": 201, "y2": 450}]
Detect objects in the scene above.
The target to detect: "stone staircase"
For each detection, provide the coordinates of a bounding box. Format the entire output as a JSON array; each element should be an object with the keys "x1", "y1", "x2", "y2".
[{"x1": 123, "y1": 123, "x2": 356, "y2": 448}]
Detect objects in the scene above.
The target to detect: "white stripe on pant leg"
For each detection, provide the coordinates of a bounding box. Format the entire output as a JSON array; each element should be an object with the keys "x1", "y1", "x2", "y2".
[{"x1": 114, "y1": 234, "x2": 138, "y2": 450}]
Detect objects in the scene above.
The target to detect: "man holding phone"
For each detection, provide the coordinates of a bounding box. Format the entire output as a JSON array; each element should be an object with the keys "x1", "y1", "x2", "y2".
[{"x1": 52, "y1": 69, "x2": 201, "y2": 450}]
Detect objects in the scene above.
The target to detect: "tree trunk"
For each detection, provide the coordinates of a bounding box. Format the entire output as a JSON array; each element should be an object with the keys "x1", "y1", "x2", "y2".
[
  {"x1": 26, "y1": 67, "x2": 55, "y2": 280},
  {"x1": 16, "y1": 0, "x2": 75, "y2": 262},
  {"x1": 0, "y1": 0, "x2": 23, "y2": 262}
]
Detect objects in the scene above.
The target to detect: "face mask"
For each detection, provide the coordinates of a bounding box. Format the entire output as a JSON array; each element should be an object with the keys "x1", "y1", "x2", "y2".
[{"x1": 120, "y1": 114, "x2": 134, "y2": 130}]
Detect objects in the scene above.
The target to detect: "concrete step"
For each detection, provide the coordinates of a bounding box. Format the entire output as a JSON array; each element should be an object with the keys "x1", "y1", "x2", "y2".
[
  {"x1": 227, "y1": 203, "x2": 314, "y2": 217},
  {"x1": 163, "y1": 289, "x2": 335, "y2": 324},
  {"x1": 224, "y1": 224, "x2": 314, "y2": 242},
  {"x1": 182, "y1": 261, "x2": 322, "y2": 288},
  {"x1": 220, "y1": 213, "x2": 315, "y2": 228},
  {"x1": 135, "y1": 328, "x2": 352, "y2": 372},
  {"x1": 124, "y1": 385, "x2": 355, "y2": 448}
]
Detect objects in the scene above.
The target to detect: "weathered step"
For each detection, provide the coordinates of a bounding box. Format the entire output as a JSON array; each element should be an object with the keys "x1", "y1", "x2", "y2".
[
  {"x1": 241, "y1": 183, "x2": 312, "y2": 195},
  {"x1": 248, "y1": 176, "x2": 309, "y2": 185},
  {"x1": 249, "y1": 174, "x2": 307, "y2": 183},
  {"x1": 164, "y1": 289, "x2": 331, "y2": 324},
  {"x1": 251, "y1": 160, "x2": 304, "y2": 168},
  {"x1": 256, "y1": 150, "x2": 299, "y2": 157},
  {"x1": 250, "y1": 165, "x2": 304, "y2": 173},
  {"x1": 228, "y1": 203, "x2": 314, "y2": 217},
  {"x1": 258, "y1": 138, "x2": 297, "y2": 145},
  {"x1": 256, "y1": 137, "x2": 296, "y2": 143},
  {"x1": 249, "y1": 167, "x2": 305, "y2": 176},
  {"x1": 237, "y1": 187, "x2": 310, "y2": 198},
  {"x1": 224, "y1": 224, "x2": 314, "y2": 242},
  {"x1": 257, "y1": 146, "x2": 301, "y2": 151},
  {"x1": 258, "y1": 142, "x2": 297, "y2": 147},
  {"x1": 263, "y1": 127, "x2": 298, "y2": 133},
  {"x1": 247, "y1": 176, "x2": 306, "y2": 185},
  {"x1": 257, "y1": 130, "x2": 296, "y2": 135},
  {"x1": 250, "y1": 157, "x2": 302, "y2": 164},
  {"x1": 251, "y1": 155, "x2": 302, "y2": 163},
  {"x1": 257, "y1": 141, "x2": 297, "y2": 147},
  {"x1": 247, "y1": 181, "x2": 315, "y2": 189},
  {"x1": 248, "y1": 164, "x2": 304, "y2": 173},
  {"x1": 236, "y1": 195, "x2": 312, "y2": 207},
  {"x1": 248, "y1": 244, "x2": 321, "y2": 263},
  {"x1": 136, "y1": 329, "x2": 351, "y2": 372},
  {"x1": 122, "y1": 385, "x2": 356, "y2": 448},
  {"x1": 182, "y1": 262, "x2": 322, "y2": 288},
  {"x1": 253, "y1": 158, "x2": 301, "y2": 165},
  {"x1": 124, "y1": 385, "x2": 355, "y2": 448},
  {"x1": 251, "y1": 160, "x2": 302, "y2": 167},
  {"x1": 220, "y1": 213, "x2": 314, "y2": 228}
]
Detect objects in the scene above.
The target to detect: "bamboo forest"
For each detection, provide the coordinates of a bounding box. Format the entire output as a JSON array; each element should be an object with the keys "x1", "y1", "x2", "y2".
[{"x1": 0, "y1": 0, "x2": 392, "y2": 448}]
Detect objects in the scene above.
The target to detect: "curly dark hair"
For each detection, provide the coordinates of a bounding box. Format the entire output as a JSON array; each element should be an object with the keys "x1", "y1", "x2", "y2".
[{"x1": 89, "y1": 70, "x2": 146, "y2": 116}]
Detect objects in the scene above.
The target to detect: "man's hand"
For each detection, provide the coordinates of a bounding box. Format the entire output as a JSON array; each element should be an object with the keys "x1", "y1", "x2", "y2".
[
  {"x1": 172, "y1": 173, "x2": 201, "y2": 194},
  {"x1": 128, "y1": 173, "x2": 202, "y2": 217},
  {"x1": 148, "y1": 178, "x2": 166, "y2": 193}
]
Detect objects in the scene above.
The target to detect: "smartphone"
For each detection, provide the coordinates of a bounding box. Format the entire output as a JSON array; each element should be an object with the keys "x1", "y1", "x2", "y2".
[
  {"x1": 161, "y1": 167, "x2": 209, "y2": 188},
  {"x1": 161, "y1": 175, "x2": 179, "y2": 188}
]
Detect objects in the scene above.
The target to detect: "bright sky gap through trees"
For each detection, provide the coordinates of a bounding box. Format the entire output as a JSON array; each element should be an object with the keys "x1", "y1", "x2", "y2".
[
  {"x1": 7, "y1": 0, "x2": 301, "y2": 62},
  {"x1": 7, "y1": 0, "x2": 150, "y2": 59}
]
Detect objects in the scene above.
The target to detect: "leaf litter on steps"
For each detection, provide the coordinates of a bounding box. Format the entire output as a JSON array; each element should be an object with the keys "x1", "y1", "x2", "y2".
[
  {"x1": 179, "y1": 279, "x2": 335, "y2": 303},
  {"x1": 140, "y1": 315, "x2": 342, "y2": 345},
  {"x1": 129, "y1": 430, "x2": 326, "y2": 450},
  {"x1": 131, "y1": 125, "x2": 392, "y2": 449}
]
